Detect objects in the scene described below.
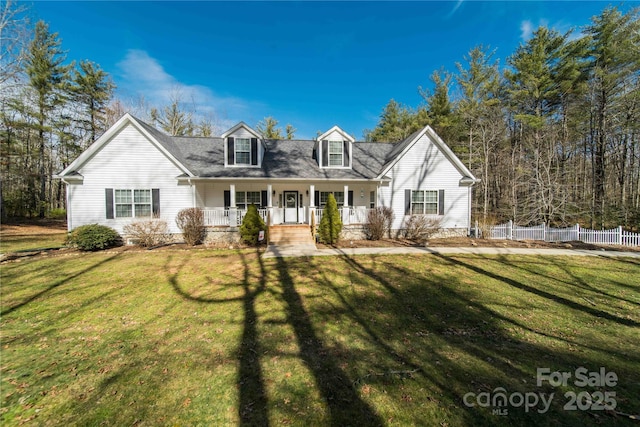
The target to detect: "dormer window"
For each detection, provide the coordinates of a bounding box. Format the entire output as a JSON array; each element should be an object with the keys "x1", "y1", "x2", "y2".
[
  {"x1": 226, "y1": 136, "x2": 259, "y2": 166},
  {"x1": 329, "y1": 141, "x2": 343, "y2": 166},
  {"x1": 317, "y1": 125, "x2": 354, "y2": 169},
  {"x1": 235, "y1": 138, "x2": 251, "y2": 165},
  {"x1": 222, "y1": 122, "x2": 264, "y2": 167}
]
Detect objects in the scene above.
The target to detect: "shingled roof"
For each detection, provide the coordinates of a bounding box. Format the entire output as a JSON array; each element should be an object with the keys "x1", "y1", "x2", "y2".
[{"x1": 139, "y1": 118, "x2": 398, "y2": 180}]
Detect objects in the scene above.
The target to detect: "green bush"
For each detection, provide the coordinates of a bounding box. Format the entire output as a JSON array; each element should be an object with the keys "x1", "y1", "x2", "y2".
[
  {"x1": 66, "y1": 224, "x2": 122, "y2": 251},
  {"x1": 239, "y1": 204, "x2": 266, "y2": 246},
  {"x1": 318, "y1": 193, "x2": 342, "y2": 244},
  {"x1": 47, "y1": 208, "x2": 67, "y2": 219},
  {"x1": 176, "y1": 208, "x2": 205, "y2": 246}
]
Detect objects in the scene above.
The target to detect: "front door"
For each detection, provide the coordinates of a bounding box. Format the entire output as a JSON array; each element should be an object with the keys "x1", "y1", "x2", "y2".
[{"x1": 283, "y1": 191, "x2": 298, "y2": 223}]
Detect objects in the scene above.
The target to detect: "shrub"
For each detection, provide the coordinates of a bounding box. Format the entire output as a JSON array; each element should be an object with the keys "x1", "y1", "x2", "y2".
[
  {"x1": 123, "y1": 219, "x2": 171, "y2": 248},
  {"x1": 47, "y1": 208, "x2": 66, "y2": 219},
  {"x1": 176, "y1": 208, "x2": 205, "y2": 246},
  {"x1": 402, "y1": 215, "x2": 442, "y2": 243},
  {"x1": 318, "y1": 194, "x2": 342, "y2": 244},
  {"x1": 477, "y1": 215, "x2": 498, "y2": 239},
  {"x1": 66, "y1": 224, "x2": 122, "y2": 251},
  {"x1": 240, "y1": 204, "x2": 266, "y2": 246},
  {"x1": 364, "y1": 207, "x2": 394, "y2": 240}
]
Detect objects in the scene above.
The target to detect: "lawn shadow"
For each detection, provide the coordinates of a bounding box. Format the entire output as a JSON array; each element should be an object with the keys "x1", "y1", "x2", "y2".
[
  {"x1": 1, "y1": 252, "x2": 123, "y2": 317},
  {"x1": 317, "y1": 251, "x2": 640, "y2": 424},
  {"x1": 164, "y1": 250, "x2": 270, "y2": 426},
  {"x1": 273, "y1": 255, "x2": 385, "y2": 426}
]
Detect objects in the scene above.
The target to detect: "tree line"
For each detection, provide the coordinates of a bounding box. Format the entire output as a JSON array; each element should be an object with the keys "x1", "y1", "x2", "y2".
[
  {"x1": 1, "y1": 3, "x2": 638, "y2": 231},
  {"x1": 365, "y1": 6, "x2": 639, "y2": 230},
  {"x1": 0, "y1": 1, "x2": 296, "y2": 219}
]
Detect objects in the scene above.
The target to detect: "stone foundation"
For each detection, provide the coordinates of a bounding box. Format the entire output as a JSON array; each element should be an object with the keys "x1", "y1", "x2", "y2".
[{"x1": 205, "y1": 227, "x2": 241, "y2": 244}]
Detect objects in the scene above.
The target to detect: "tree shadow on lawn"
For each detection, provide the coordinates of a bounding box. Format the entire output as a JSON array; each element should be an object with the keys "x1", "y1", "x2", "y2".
[
  {"x1": 166, "y1": 251, "x2": 270, "y2": 426},
  {"x1": 1, "y1": 252, "x2": 123, "y2": 317},
  {"x1": 316, "y1": 251, "x2": 640, "y2": 425}
]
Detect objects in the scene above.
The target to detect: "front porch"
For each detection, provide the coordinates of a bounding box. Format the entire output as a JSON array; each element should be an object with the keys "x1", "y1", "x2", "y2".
[
  {"x1": 194, "y1": 180, "x2": 378, "y2": 228},
  {"x1": 203, "y1": 206, "x2": 373, "y2": 227}
]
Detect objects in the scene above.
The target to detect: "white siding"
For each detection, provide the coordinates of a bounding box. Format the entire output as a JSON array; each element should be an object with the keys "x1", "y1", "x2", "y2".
[
  {"x1": 324, "y1": 130, "x2": 345, "y2": 142},
  {"x1": 378, "y1": 133, "x2": 471, "y2": 231},
  {"x1": 68, "y1": 124, "x2": 193, "y2": 234}
]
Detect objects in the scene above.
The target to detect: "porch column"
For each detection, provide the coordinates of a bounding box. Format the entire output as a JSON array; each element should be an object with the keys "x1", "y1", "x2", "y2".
[
  {"x1": 229, "y1": 184, "x2": 237, "y2": 227},
  {"x1": 267, "y1": 184, "x2": 273, "y2": 226},
  {"x1": 309, "y1": 184, "x2": 315, "y2": 225},
  {"x1": 343, "y1": 184, "x2": 350, "y2": 225}
]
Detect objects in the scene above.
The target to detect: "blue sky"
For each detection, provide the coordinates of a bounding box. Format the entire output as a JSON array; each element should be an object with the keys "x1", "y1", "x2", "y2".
[{"x1": 31, "y1": 1, "x2": 631, "y2": 139}]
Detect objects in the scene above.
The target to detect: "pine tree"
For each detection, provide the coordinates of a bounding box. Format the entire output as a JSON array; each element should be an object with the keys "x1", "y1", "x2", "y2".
[
  {"x1": 24, "y1": 20, "x2": 70, "y2": 217},
  {"x1": 318, "y1": 194, "x2": 342, "y2": 244},
  {"x1": 256, "y1": 116, "x2": 283, "y2": 139},
  {"x1": 71, "y1": 60, "x2": 115, "y2": 148},
  {"x1": 285, "y1": 123, "x2": 296, "y2": 140}
]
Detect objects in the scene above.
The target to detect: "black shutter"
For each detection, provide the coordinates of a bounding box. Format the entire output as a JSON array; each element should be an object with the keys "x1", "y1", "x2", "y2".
[
  {"x1": 405, "y1": 189, "x2": 412, "y2": 215},
  {"x1": 227, "y1": 137, "x2": 235, "y2": 165},
  {"x1": 348, "y1": 191, "x2": 353, "y2": 207},
  {"x1": 251, "y1": 138, "x2": 258, "y2": 165},
  {"x1": 321, "y1": 140, "x2": 328, "y2": 167},
  {"x1": 105, "y1": 188, "x2": 114, "y2": 219},
  {"x1": 261, "y1": 190, "x2": 268, "y2": 208},
  {"x1": 438, "y1": 190, "x2": 445, "y2": 215},
  {"x1": 314, "y1": 191, "x2": 320, "y2": 207},
  {"x1": 152, "y1": 189, "x2": 160, "y2": 217},
  {"x1": 343, "y1": 141, "x2": 350, "y2": 167},
  {"x1": 224, "y1": 190, "x2": 231, "y2": 209}
]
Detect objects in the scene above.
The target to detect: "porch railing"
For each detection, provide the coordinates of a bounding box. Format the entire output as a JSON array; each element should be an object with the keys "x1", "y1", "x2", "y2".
[
  {"x1": 203, "y1": 207, "x2": 372, "y2": 227},
  {"x1": 203, "y1": 208, "x2": 268, "y2": 227},
  {"x1": 314, "y1": 206, "x2": 371, "y2": 225}
]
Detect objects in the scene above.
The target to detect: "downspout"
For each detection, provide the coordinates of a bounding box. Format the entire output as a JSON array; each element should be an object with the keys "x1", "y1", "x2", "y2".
[
  {"x1": 468, "y1": 180, "x2": 477, "y2": 237},
  {"x1": 61, "y1": 178, "x2": 72, "y2": 231}
]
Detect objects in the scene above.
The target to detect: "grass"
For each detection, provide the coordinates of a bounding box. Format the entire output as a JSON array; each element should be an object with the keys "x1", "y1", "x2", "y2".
[
  {"x1": 0, "y1": 231, "x2": 67, "y2": 253},
  {"x1": 1, "y1": 245, "x2": 639, "y2": 426}
]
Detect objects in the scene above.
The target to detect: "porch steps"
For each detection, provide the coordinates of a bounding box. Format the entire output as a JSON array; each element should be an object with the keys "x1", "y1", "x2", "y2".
[{"x1": 268, "y1": 225, "x2": 315, "y2": 246}]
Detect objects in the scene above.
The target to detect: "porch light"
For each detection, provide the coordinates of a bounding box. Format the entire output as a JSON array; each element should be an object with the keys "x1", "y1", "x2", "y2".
[
  {"x1": 272, "y1": 190, "x2": 276, "y2": 196},
  {"x1": 360, "y1": 188, "x2": 364, "y2": 198},
  {"x1": 306, "y1": 190, "x2": 309, "y2": 196}
]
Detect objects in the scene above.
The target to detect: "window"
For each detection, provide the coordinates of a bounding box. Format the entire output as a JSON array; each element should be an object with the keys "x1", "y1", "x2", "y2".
[
  {"x1": 369, "y1": 191, "x2": 376, "y2": 209},
  {"x1": 115, "y1": 190, "x2": 132, "y2": 218},
  {"x1": 236, "y1": 191, "x2": 261, "y2": 210},
  {"x1": 235, "y1": 138, "x2": 251, "y2": 165},
  {"x1": 114, "y1": 189, "x2": 152, "y2": 218},
  {"x1": 411, "y1": 190, "x2": 438, "y2": 215},
  {"x1": 320, "y1": 191, "x2": 344, "y2": 207},
  {"x1": 329, "y1": 141, "x2": 343, "y2": 166}
]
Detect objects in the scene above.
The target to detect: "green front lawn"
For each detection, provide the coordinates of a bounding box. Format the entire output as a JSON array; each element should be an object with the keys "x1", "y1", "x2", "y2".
[
  {"x1": 1, "y1": 248, "x2": 639, "y2": 426},
  {"x1": 0, "y1": 232, "x2": 67, "y2": 253}
]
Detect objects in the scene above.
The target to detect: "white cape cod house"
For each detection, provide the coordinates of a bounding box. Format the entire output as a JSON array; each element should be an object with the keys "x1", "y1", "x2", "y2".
[{"x1": 56, "y1": 113, "x2": 478, "y2": 242}]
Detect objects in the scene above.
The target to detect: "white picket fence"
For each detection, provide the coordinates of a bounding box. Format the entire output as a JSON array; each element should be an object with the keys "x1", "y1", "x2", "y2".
[{"x1": 487, "y1": 220, "x2": 640, "y2": 247}]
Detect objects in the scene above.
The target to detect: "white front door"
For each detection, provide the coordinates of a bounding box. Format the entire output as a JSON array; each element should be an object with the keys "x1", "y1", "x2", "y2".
[{"x1": 283, "y1": 191, "x2": 298, "y2": 223}]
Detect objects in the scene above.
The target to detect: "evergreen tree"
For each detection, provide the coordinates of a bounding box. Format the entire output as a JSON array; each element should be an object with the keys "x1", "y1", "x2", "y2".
[
  {"x1": 24, "y1": 20, "x2": 70, "y2": 218},
  {"x1": 364, "y1": 99, "x2": 423, "y2": 142},
  {"x1": 585, "y1": 6, "x2": 640, "y2": 227},
  {"x1": 256, "y1": 116, "x2": 283, "y2": 139},
  {"x1": 239, "y1": 204, "x2": 266, "y2": 246},
  {"x1": 151, "y1": 98, "x2": 194, "y2": 136},
  {"x1": 285, "y1": 123, "x2": 296, "y2": 140},
  {"x1": 420, "y1": 68, "x2": 459, "y2": 144},
  {"x1": 318, "y1": 193, "x2": 342, "y2": 244},
  {"x1": 71, "y1": 60, "x2": 115, "y2": 148}
]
